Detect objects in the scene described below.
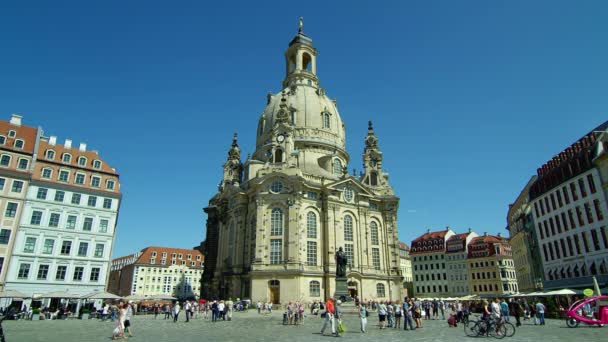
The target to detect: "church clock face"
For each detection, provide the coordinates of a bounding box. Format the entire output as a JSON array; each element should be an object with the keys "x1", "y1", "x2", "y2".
[{"x1": 276, "y1": 134, "x2": 286, "y2": 143}]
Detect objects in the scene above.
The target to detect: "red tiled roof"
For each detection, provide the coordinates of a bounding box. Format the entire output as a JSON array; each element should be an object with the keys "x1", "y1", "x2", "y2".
[
  {"x1": 134, "y1": 246, "x2": 204, "y2": 267},
  {"x1": 38, "y1": 138, "x2": 118, "y2": 175},
  {"x1": 0, "y1": 119, "x2": 38, "y2": 154},
  {"x1": 412, "y1": 229, "x2": 449, "y2": 242},
  {"x1": 398, "y1": 241, "x2": 410, "y2": 250}
]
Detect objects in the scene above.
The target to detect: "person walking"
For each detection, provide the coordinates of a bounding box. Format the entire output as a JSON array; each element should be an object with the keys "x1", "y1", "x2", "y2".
[
  {"x1": 439, "y1": 300, "x2": 445, "y2": 320},
  {"x1": 173, "y1": 302, "x2": 180, "y2": 323},
  {"x1": 413, "y1": 298, "x2": 422, "y2": 328},
  {"x1": 124, "y1": 302, "x2": 134, "y2": 337},
  {"x1": 218, "y1": 300, "x2": 226, "y2": 320},
  {"x1": 378, "y1": 301, "x2": 387, "y2": 329},
  {"x1": 320, "y1": 298, "x2": 336, "y2": 336},
  {"x1": 387, "y1": 301, "x2": 394, "y2": 328},
  {"x1": 184, "y1": 301, "x2": 191, "y2": 322},
  {"x1": 226, "y1": 298, "x2": 234, "y2": 321},
  {"x1": 394, "y1": 301, "x2": 402, "y2": 329},
  {"x1": 424, "y1": 300, "x2": 431, "y2": 320},
  {"x1": 211, "y1": 300, "x2": 219, "y2": 322},
  {"x1": 257, "y1": 301, "x2": 262, "y2": 314},
  {"x1": 535, "y1": 301, "x2": 545, "y2": 325},
  {"x1": 500, "y1": 298, "x2": 510, "y2": 322},
  {"x1": 334, "y1": 300, "x2": 343, "y2": 337},
  {"x1": 358, "y1": 302, "x2": 368, "y2": 333}
]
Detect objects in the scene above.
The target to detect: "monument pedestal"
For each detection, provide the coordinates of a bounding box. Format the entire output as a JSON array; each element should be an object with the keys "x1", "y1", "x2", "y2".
[{"x1": 334, "y1": 277, "x2": 350, "y2": 302}]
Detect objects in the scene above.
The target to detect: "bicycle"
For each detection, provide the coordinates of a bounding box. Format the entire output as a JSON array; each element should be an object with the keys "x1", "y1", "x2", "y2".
[
  {"x1": 503, "y1": 320, "x2": 516, "y2": 337},
  {"x1": 464, "y1": 316, "x2": 507, "y2": 338}
]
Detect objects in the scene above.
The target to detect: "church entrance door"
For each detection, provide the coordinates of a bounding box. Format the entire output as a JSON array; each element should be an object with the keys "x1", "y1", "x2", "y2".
[
  {"x1": 347, "y1": 281, "x2": 358, "y2": 299},
  {"x1": 269, "y1": 280, "x2": 280, "y2": 304}
]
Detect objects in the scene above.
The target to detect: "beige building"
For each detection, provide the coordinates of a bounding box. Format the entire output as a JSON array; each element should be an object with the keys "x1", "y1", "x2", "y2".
[
  {"x1": 410, "y1": 228, "x2": 455, "y2": 297},
  {"x1": 0, "y1": 115, "x2": 38, "y2": 290},
  {"x1": 507, "y1": 176, "x2": 544, "y2": 292},
  {"x1": 201, "y1": 21, "x2": 402, "y2": 304},
  {"x1": 398, "y1": 242, "x2": 412, "y2": 298},
  {"x1": 445, "y1": 230, "x2": 478, "y2": 296},
  {"x1": 467, "y1": 234, "x2": 518, "y2": 296},
  {"x1": 108, "y1": 247, "x2": 204, "y2": 299}
]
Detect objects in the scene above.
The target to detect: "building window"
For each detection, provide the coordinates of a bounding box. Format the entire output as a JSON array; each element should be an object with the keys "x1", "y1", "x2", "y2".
[
  {"x1": 18, "y1": 263, "x2": 31, "y2": 279},
  {"x1": 93, "y1": 160, "x2": 102, "y2": 169},
  {"x1": 270, "y1": 180, "x2": 283, "y2": 193},
  {"x1": 0, "y1": 155, "x2": 10, "y2": 167},
  {"x1": 54, "y1": 191, "x2": 65, "y2": 202},
  {"x1": 95, "y1": 243, "x2": 104, "y2": 257},
  {"x1": 106, "y1": 180, "x2": 115, "y2": 190},
  {"x1": 323, "y1": 112, "x2": 330, "y2": 129},
  {"x1": 593, "y1": 200, "x2": 604, "y2": 221},
  {"x1": 62, "y1": 153, "x2": 72, "y2": 163},
  {"x1": 587, "y1": 174, "x2": 597, "y2": 194},
  {"x1": 332, "y1": 159, "x2": 342, "y2": 176},
  {"x1": 344, "y1": 243, "x2": 354, "y2": 267},
  {"x1": 376, "y1": 283, "x2": 385, "y2": 297},
  {"x1": 11, "y1": 180, "x2": 23, "y2": 193},
  {"x1": 66, "y1": 215, "x2": 77, "y2": 229},
  {"x1": 75, "y1": 173, "x2": 85, "y2": 185},
  {"x1": 0, "y1": 229, "x2": 10, "y2": 244},
  {"x1": 8, "y1": 130, "x2": 15, "y2": 138},
  {"x1": 90, "y1": 267, "x2": 101, "y2": 281},
  {"x1": 344, "y1": 215, "x2": 353, "y2": 241},
  {"x1": 56, "y1": 266, "x2": 67, "y2": 280},
  {"x1": 83, "y1": 217, "x2": 93, "y2": 231},
  {"x1": 60, "y1": 241, "x2": 72, "y2": 255},
  {"x1": 58, "y1": 170, "x2": 69, "y2": 182},
  {"x1": 270, "y1": 208, "x2": 283, "y2": 235},
  {"x1": 309, "y1": 280, "x2": 320, "y2": 297},
  {"x1": 307, "y1": 241, "x2": 317, "y2": 266},
  {"x1": 5, "y1": 202, "x2": 18, "y2": 218},
  {"x1": 270, "y1": 239, "x2": 282, "y2": 264},
  {"x1": 14, "y1": 139, "x2": 24, "y2": 149},
  {"x1": 46, "y1": 150, "x2": 55, "y2": 159},
  {"x1": 0, "y1": 136, "x2": 4, "y2": 144},
  {"x1": 0, "y1": 178, "x2": 4, "y2": 190},
  {"x1": 49, "y1": 213, "x2": 60, "y2": 227},
  {"x1": 37, "y1": 264, "x2": 49, "y2": 280},
  {"x1": 87, "y1": 196, "x2": 97, "y2": 207},
  {"x1": 73, "y1": 266, "x2": 84, "y2": 281},
  {"x1": 372, "y1": 248, "x2": 381, "y2": 270},
  {"x1": 570, "y1": 183, "x2": 578, "y2": 201},
  {"x1": 99, "y1": 219, "x2": 108, "y2": 233},
  {"x1": 78, "y1": 156, "x2": 87, "y2": 166},
  {"x1": 370, "y1": 221, "x2": 379, "y2": 245},
  {"x1": 30, "y1": 211, "x2": 43, "y2": 225},
  {"x1": 23, "y1": 237, "x2": 36, "y2": 253},
  {"x1": 307, "y1": 212, "x2": 317, "y2": 238},
  {"x1": 78, "y1": 242, "x2": 88, "y2": 256},
  {"x1": 91, "y1": 176, "x2": 101, "y2": 187},
  {"x1": 17, "y1": 158, "x2": 28, "y2": 170},
  {"x1": 43, "y1": 239, "x2": 54, "y2": 254},
  {"x1": 307, "y1": 191, "x2": 317, "y2": 199},
  {"x1": 36, "y1": 188, "x2": 48, "y2": 200},
  {"x1": 71, "y1": 193, "x2": 81, "y2": 205},
  {"x1": 579, "y1": 179, "x2": 587, "y2": 198},
  {"x1": 344, "y1": 187, "x2": 354, "y2": 202}
]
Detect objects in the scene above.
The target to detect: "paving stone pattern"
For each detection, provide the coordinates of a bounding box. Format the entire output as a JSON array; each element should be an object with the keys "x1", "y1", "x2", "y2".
[{"x1": 3, "y1": 310, "x2": 606, "y2": 342}]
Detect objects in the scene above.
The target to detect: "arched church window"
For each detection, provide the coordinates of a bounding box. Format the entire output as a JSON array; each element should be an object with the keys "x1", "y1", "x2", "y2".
[
  {"x1": 370, "y1": 221, "x2": 379, "y2": 245},
  {"x1": 323, "y1": 112, "x2": 331, "y2": 129},
  {"x1": 376, "y1": 283, "x2": 385, "y2": 297},
  {"x1": 307, "y1": 212, "x2": 317, "y2": 238},
  {"x1": 302, "y1": 52, "x2": 312, "y2": 72},
  {"x1": 370, "y1": 172, "x2": 378, "y2": 186},
  {"x1": 271, "y1": 208, "x2": 283, "y2": 236},
  {"x1": 275, "y1": 149, "x2": 283, "y2": 163},
  {"x1": 332, "y1": 159, "x2": 342, "y2": 176},
  {"x1": 344, "y1": 215, "x2": 353, "y2": 241},
  {"x1": 309, "y1": 281, "x2": 320, "y2": 297}
]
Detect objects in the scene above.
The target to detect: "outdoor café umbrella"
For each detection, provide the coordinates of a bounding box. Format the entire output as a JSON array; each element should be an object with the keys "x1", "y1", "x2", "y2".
[
  {"x1": 37, "y1": 291, "x2": 81, "y2": 299},
  {"x1": 0, "y1": 289, "x2": 29, "y2": 299},
  {"x1": 82, "y1": 291, "x2": 123, "y2": 300}
]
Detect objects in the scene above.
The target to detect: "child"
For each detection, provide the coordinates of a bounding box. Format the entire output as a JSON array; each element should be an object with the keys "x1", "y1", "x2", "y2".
[{"x1": 448, "y1": 313, "x2": 457, "y2": 327}]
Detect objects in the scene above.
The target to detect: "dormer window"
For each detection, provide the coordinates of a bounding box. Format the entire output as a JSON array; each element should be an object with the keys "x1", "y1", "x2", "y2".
[
  {"x1": 62, "y1": 153, "x2": 72, "y2": 163},
  {"x1": 0, "y1": 136, "x2": 5, "y2": 145},
  {"x1": 8, "y1": 130, "x2": 16, "y2": 138},
  {"x1": 93, "y1": 160, "x2": 102, "y2": 169},
  {"x1": 77, "y1": 156, "x2": 87, "y2": 166},
  {"x1": 332, "y1": 159, "x2": 342, "y2": 176},
  {"x1": 46, "y1": 150, "x2": 55, "y2": 160},
  {"x1": 322, "y1": 112, "x2": 331, "y2": 129},
  {"x1": 14, "y1": 139, "x2": 24, "y2": 149},
  {"x1": 106, "y1": 180, "x2": 115, "y2": 190}
]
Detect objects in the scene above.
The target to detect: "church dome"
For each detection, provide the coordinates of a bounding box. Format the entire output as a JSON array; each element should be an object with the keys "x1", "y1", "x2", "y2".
[{"x1": 253, "y1": 19, "x2": 348, "y2": 168}]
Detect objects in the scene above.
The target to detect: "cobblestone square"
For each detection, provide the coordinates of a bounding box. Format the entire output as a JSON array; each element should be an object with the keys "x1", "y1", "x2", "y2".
[{"x1": 3, "y1": 310, "x2": 606, "y2": 342}]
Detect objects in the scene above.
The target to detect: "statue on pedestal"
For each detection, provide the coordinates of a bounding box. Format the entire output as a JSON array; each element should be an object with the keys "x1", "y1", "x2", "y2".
[{"x1": 335, "y1": 247, "x2": 347, "y2": 278}]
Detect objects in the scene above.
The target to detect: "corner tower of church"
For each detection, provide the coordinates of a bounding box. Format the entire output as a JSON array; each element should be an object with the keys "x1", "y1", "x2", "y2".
[{"x1": 202, "y1": 19, "x2": 402, "y2": 304}]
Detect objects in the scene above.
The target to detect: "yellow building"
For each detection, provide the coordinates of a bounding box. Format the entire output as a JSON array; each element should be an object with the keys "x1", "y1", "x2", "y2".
[{"x1": 468, "y1": 234, "x2": 518, "y2": 296}]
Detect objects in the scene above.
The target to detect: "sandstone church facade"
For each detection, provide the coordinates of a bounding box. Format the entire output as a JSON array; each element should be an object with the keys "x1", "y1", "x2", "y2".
[{"x1": 201, "y1": 21, "x2": 402, "y2": 304}]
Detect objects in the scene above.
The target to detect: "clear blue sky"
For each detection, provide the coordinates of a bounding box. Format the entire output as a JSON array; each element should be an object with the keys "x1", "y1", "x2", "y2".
[{"x1": 1, "y1": 1, "x2": 606, "y2": 258}]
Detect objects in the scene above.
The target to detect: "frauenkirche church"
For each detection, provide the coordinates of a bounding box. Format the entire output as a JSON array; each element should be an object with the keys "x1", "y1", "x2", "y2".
[{"x1": 201, "y1": 19, "x2": 402, "y2": 303}]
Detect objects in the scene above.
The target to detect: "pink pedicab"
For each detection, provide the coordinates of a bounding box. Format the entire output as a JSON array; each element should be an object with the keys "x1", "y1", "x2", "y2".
[{"x1": 565, "y1": 295, "x2": 608, "y2": 328}]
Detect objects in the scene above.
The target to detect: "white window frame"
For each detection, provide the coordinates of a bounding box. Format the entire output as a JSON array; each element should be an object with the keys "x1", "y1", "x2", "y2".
[
  {"x1": 17, "y1": 158, "x2": 29, "y2": 170},
  {"x1": 46, "y1": 149, "x2": 55, "y2": 160},
  {"x1": 8, "y1": 130, "x2": 16, "y2": 138},
  {"x1": 0, "y1": 135, "x2": 5, "y2": 145},
  {"x1": 106, "y1": 179, "x2": 115, "y2": 190},
  {"x1": 62, "y1": 153, "x2": 72, "y2": 163},
  {"x1": 77, "y1": 156, "x2": 87, "y2": 167},
  {"x1": 93, "y1": 160, "x2": 102, "y2": 169},
  {"x1": 91, "y1": 175, "x2": 101, "y2": 187},
  {"x1": 41, "y1": 168, "x2": 52, "y2": 179},
  {"x1": 74, "y1": 172, "x2": 86, "y2": 185},
  {"x1": 58, "y1": 169, "x2": 70, "y2": 182},
  {"x1": 14, "y1": 139, "x2": 24, "y2": 149},
  {"x1": 0, "y1": 154, "x2": 11, "y2": 167}
]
